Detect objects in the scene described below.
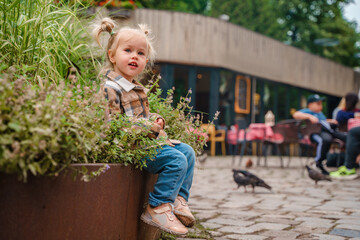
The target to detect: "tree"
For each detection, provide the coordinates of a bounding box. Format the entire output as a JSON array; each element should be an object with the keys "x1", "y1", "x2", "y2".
[
  {"x1": 210, "y1": 0, "x2": 286, "y2": 41},
  {"x1": 276, "y1": 0, "x2": 359, "y2": 67},
  {"x1": 137, "y1": 0, "x2": 210, "y2": 14}
]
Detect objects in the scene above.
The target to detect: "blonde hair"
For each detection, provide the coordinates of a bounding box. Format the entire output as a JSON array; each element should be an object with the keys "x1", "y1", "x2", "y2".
[{"x1": 93, "y1": 18, "x2": 156, "y2": 72}]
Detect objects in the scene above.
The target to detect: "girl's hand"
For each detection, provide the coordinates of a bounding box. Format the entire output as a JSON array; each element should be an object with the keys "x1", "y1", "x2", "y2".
[{"x1": 154, "y1": 118, "x2": 164, "y2": 129}]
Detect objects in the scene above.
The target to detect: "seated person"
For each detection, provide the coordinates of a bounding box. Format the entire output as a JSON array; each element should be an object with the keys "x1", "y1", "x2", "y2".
[
  {"x1": 292, "y1": 94, "x2": 346, "y2": 175},
  {"x1": 332, "y1": 97, "x2": 345, "y2": 120},
  {"x1": 330, "y1": 126, "x2": 360, "y2": 178},
  {"x1": 336, "y1": 92, "x2": 360, "y2": 131}
]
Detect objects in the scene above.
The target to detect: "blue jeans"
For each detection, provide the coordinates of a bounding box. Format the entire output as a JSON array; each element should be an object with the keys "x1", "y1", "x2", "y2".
[{"x1": 144, "y1": 143, "x2": 195, "y2": 207}]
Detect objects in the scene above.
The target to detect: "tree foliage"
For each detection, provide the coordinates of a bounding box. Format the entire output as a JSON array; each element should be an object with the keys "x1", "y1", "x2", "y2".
[
  {"x1": 137, "y1": 0, "x2": 210, "y2": 14},
  {"x1": 275, "y1": 0, "x2": 360, "y2": 67},
  {"x1": 210, "y1": 0, "x2": 286, "y2": 41},
  {"x1": 211, "y1": 0, "x2": 360, "y2": 67}
]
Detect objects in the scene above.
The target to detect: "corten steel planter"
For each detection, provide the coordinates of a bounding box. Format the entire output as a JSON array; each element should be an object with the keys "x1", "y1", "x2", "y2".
[{"x1": 0, "y1": 164, "x2": 161, "y2": 240}]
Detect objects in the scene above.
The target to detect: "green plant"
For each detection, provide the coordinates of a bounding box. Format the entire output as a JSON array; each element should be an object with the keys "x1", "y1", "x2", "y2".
[
  {"x1": 0, "y1": 0, "x2": 212, "y2": 182},
  {"x1": 147, "y1": 78, "x2": 215, "y2": 156},
  {"x1": 91, "y1": 0, "x2": 140, "y2": 9},
  {"x1": 0, "y1": 71, "x2": 106, "y2": 181},
  {"x1": 0, "y1": 0, "x2": 97, "y2": 85},
  {"x1": 94, "y1": 114, "x2": 167, "y2": 169}
]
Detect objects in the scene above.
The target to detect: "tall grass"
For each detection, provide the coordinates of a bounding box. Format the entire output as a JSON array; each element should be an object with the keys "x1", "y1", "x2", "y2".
[{"x1": 0, "y1": 0, "x2": 97, "y2": 85}]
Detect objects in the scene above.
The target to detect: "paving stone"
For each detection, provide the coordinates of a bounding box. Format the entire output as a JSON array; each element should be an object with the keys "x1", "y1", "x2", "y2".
[
  {"x1": 178, "y1": 238, "x2": 207, "y2": 240},
  {"x1": 201, "y1": 222, "x2": 223, "y2": 230},
  {"x1": 255, "y1": 216, "x2": 301, "y2": 225},
  {"x1": 262, "y1": 229, "x2": 301, "y2": 239},
  {"x1": 280, "y1": 204, "x2": 312, "y2": 212},
  {"x1": 330, "y1": 228, "x2": 360, "y2": 238},
  {"x1": 226, "y1": 234, "x2": 267, "y2": 240},
  {"x1": 293, "y1": 224, "x2": 332, "y2": 234},
  {"x1": 219, "y1": 210, "x2": 262, "y2": 220},
  {"x1": 254, "y1": 203, "x2": 283, "y2": 210},
  {"x1": 312, "y1": 233, "x2": 345, "y2": 240},
  {"x1": 336, "y1": 219, "x2": 360, "y2": 225},
  {"x1": 336, "y1": 224, "x2": 360, "y2": 231},
  {"x1": 208, "y1": 230, "x2": 223, "y2": 237},
  {"x1": 217, "y1": 225, "x2": 257, "y2": 234},
  {"x1": 207, "y1": 217, "x2": 254, "y2": 227},
  {"x1": 193, "y1": 211, "x2": 218, "y2": 220},
  {"x1": 250, "y1": 223, "x2": 289, "y2": 231},
  {"x1": 295, "y1": 217, "x2": 334, "y2": 227}
]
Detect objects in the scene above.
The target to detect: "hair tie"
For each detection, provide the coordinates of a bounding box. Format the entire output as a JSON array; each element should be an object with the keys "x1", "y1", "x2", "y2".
[{"x1": 111, "y1": 30, "x2": 115, "y2": 36}]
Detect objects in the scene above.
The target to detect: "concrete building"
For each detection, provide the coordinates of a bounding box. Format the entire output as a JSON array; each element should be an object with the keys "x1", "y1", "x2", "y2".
[{"x1": 124, "y1": 9, "x2": 360, "y2": 126}]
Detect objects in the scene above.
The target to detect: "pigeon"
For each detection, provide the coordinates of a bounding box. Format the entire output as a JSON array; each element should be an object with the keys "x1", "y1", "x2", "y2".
[
  {"x1": 233, "y1": 169, "x2": 272, "y2": 192},
  {"x1": 232, "y1": 169, "x2": 252, "y2": 192},
  {"x1": 305, "y1": 165, "x2": 331, "y2": 185},
  {"x1": 245, "y1": 158, "x2": 253, "y2": 169}
]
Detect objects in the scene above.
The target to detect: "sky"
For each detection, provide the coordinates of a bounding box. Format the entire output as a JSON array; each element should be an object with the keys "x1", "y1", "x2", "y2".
[{"x1": 343, "y1": 0, "x2": 360, "y2": 31}]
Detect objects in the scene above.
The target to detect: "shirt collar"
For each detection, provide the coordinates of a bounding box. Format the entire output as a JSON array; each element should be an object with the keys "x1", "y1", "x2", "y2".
[{"x1": 105, "y1": 70, "x2": 149, "y2": 93}]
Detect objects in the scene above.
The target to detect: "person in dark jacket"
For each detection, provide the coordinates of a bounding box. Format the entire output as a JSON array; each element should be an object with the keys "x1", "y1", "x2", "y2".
[{"x1": 336, "y1": 92, "x2": 360, "y2": 131}]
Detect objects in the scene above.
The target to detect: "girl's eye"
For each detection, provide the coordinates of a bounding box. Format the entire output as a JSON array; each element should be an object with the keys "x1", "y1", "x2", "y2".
[
  {"x1": 138, "y1": 51, "x2": 145, "y2": 56},
  {"x1": 124, "y1": 49, "x2": 131, "y2": 53}
]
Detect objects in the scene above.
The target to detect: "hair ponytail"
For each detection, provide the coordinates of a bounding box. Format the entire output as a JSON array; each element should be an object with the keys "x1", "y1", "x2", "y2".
[
  {"x1": 137, "y1": 24, "x2": 156, "y2": 65},
  {"x1": 138, "y1": 24, "x2": 151, "y2": 36},
  {"x1": 93, "y1": 17, "x2": 116, "y2": 47}
]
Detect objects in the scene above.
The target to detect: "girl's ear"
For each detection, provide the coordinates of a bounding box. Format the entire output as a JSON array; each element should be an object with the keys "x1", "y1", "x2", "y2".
[
  {"x1": 146, "y1": 59, "x2": 149, "y2": 64},
  {"x1": 108, "y1": 49, "x2": 115, "y2": 63}
]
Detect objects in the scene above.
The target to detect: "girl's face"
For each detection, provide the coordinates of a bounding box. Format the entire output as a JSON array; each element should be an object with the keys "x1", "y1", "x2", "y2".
[{"x1": 109, "y1": 32, "x2": 148, "y2": 81}]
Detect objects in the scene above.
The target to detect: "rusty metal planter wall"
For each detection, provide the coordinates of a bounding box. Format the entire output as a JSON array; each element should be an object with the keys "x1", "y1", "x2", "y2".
[{"x1": 0, "y1": 164, "x2": 160, "y2": 240}]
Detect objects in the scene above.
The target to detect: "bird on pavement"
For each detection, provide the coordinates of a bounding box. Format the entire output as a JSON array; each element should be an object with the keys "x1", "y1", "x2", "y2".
[
  {"x1": 233, "y1": 169, "x2": 272, "y2": 192},
  {"x1": 232, "y1": 169, "x2": 252, "y2": 192},
  {"x1": 245, "y1": 158, "x2": 253, "y2": 169},
  {"x1": 305, "y1": 165, "x2": 331, "y2": 185}
]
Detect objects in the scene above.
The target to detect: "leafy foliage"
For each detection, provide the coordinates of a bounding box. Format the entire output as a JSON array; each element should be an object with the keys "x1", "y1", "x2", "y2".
[
  {"x1": 0, "y1": 72, "x2": 106, "y2": 181},
  {"x1": 0, "y1": 0, "x2": 97, "y2": 85},
  {"x1": 211, "y1": 0, "x2": 286, "y2": 41},
  {"x1": 0, "y1": 70, "x2": 209, "y2": 181},
  {"x1": 147, "y1": 82, "x2": 210, "y2": 156},
  {"x1": 210, "y1": 0, "x2": 360, "y2": 67},
  {"x1": 0, "y1": 0, "x2": 210, "y2": 182},
  {"x1": 94, "y1": 114, "x2": 166, "y2": 168},
  {"x1": 137, "y1": 0, "x2": 210, "y2": 14},
  {"x1": 276, "y1": 0, "x2": 360, "y2": 67}
]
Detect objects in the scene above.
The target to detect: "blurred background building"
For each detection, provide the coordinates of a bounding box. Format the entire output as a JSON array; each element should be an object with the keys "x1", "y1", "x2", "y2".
[{"x1": 122, "y1": 9, "x2": 359, "y2": 126}]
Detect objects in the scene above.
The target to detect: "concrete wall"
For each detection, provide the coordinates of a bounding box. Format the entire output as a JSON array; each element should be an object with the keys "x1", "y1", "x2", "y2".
[{"x1": 132, "y1": 9, "x2": 358, "y2": 97}]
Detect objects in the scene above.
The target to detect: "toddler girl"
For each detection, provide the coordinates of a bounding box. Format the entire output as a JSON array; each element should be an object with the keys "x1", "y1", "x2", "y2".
[{"x1": 93, "y1": 18, "x2": 195, "y2": 236}]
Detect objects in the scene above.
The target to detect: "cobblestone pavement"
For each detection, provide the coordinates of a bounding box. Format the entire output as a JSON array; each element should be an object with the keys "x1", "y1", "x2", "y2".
[{"x1": 186, "y1": 156, "x2": 360, "y2": 240}]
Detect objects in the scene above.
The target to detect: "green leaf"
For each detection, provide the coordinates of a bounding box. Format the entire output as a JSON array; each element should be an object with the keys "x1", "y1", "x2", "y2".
[
  {"x1": 81, "y1": 166, "x2": 88, "y2": 174},
  {"x1": 28, "y1": 164, "x2": 37, "y2": 176},
  {"x1": 8, "y1": 122, "x2": 22, "y2": 132}
]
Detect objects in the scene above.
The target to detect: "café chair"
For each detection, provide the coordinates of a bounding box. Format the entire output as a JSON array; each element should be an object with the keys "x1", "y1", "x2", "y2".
[{"x1": 201, "y1": 124, "x2": 226, "y2": 156}]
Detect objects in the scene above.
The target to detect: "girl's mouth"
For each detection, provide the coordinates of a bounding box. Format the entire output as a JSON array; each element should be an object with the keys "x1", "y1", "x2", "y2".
[{"x1": 129, "y1": 62, "x2": 138, "y2": 68}]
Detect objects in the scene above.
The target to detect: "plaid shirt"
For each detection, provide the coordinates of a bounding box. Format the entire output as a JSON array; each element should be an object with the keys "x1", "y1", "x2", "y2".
[{"x1": 103, "y1": 70, "x2": 165, "y2": 139}]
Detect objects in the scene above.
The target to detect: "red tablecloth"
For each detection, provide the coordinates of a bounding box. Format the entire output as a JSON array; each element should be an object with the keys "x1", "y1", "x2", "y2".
[
  {"x1": 348, "y1": 118, "x2": 360, "y2": 131},
  {"x1": 227, "y1": 123, "x2": 284, "y2": 144}
]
